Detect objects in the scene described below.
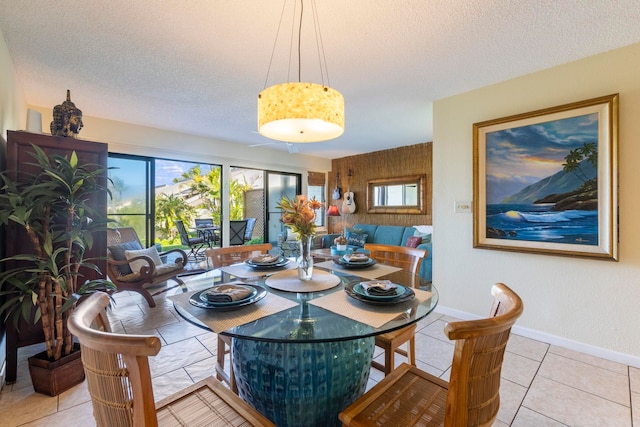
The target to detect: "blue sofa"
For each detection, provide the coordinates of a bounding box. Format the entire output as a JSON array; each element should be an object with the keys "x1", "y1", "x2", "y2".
[{"x1": 320, "y1": 224, "x2": 432, "y2": 283}]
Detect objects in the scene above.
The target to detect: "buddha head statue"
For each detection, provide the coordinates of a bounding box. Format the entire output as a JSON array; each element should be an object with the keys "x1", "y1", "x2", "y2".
[{"x1": 50, "y1": 90, "x2": 83, "y2": 137}]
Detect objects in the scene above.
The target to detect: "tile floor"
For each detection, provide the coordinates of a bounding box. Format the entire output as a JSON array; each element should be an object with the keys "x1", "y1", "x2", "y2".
[{"x1": 0, "y1": 283, "x2": 638, "y2": 427}]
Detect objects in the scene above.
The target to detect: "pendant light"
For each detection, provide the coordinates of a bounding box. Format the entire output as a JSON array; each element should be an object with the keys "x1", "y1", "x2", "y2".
[{"x1": 258, "y1": 0, "x2": 344, "y2": 143}]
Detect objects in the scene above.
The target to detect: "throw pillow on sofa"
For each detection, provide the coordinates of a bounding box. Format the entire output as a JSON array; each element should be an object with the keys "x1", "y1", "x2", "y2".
[
  {"x1": 405, "y1": 236, "x2": 422, "y2": 248},
  {"x1": 345, "y1": 231, "x2": 368, "y2": 247}
]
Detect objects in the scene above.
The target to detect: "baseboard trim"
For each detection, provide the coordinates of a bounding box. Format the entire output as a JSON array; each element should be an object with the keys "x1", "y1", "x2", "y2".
[{"x1": 434, "y1": 305, "x2": 640, "y2": 368}]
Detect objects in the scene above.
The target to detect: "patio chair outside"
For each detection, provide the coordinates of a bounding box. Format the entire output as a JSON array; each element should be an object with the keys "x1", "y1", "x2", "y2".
[
  {"x1": 244, "y1": 217, "x2": 257, "y2": 242},
  {"x1": 229, "y1": 220, "x2": 248, "y2": 245},
  {"x1": 195, "y1": 218, "x2": 220, "y2": 247},
  {"x1": 175, "y1": 219, "x2": 209, "y2": 259}
]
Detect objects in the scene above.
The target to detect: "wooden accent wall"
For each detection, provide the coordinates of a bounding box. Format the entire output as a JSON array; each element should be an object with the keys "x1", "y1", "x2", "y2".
[{"x1": 328, "y1": 143, "x2": 432, "y2": 233}]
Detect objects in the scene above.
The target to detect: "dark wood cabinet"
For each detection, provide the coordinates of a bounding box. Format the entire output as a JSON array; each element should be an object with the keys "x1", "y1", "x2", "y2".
[{"x1": 3, "y1": 130, "x2": 108, "y2": 383}]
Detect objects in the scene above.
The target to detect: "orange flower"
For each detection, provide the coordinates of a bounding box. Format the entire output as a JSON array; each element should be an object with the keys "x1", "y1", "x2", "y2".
[{"x1": 277, "y1": 195, "x2": 323, "y2": 238}]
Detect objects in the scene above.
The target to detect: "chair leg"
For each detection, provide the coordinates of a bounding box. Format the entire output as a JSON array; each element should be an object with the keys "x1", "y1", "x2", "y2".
[
  {"x1": 215, "y1": 335, "x2": 237, "y2": 393},
  {"x1": 385, "y1": 345, "x2": 395, "y2": 375},
  {"x1": 408, "y1": 336, "x2": 416, "y2": 366},
  {"x1": 139, "y1": 289, "x2": 156, "y2": 308}
]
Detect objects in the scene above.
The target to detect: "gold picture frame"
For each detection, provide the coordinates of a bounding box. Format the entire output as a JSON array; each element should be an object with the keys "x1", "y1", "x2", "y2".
[{"x1": 473, "y1": 94, "x2": 618, "y2": 260}]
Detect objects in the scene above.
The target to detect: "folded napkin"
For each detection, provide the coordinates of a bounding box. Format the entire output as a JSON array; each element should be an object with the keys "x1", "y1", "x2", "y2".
[
  {"x1": 250, "y1": 254, "x2": 280, "y2": 265},
  {"x1": 361, "y1": 280, "x2": 398, "y2": 296},
  {"x1": 343, "y1": 253, "x2": 369, "y2": 263},
  {"x1": 202, "y1": 284, "x2": 254, "y2": 303}
]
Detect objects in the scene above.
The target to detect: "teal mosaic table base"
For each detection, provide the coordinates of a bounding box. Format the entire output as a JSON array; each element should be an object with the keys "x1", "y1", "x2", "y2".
[{"x1": 233, "y1": 336, "x2": 375, "y2": 427}]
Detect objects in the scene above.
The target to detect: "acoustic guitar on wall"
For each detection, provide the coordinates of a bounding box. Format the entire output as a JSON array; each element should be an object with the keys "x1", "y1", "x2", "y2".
[{"x1": 342, "y1": 169, "x2": 356, "y2": 213}]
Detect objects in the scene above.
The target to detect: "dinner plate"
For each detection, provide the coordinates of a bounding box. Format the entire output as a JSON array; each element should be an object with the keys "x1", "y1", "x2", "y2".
[
  {"x1": 244, "y1": 257, "x2": 291, "y2": 270},
  {"x1": 198, "y1": 285, "x2": 257, "y2": 306},
  {"x1": 189, "y1": 283, "x2": 267, "y2": 310},
  {"x1": 353, "y1": 282, "x2": 410, "y2": 301},
  {"x1": 344, "y1": 281, "x2": 415, "y2": 305},
  {"x1": 333, "y1": 257, "x2": 376, "y2": 269}
]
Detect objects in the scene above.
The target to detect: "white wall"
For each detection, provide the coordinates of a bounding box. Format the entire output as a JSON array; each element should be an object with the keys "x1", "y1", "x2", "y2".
[
  {"x1": 433, "y1": 43, "x2": 640, "y2": 366},
  {"x1": 0, "y1": 28, "x2": 25, "y2": 142},
  {"x1": 29, "y1": 106, "x2": 332, "y2": 174}
]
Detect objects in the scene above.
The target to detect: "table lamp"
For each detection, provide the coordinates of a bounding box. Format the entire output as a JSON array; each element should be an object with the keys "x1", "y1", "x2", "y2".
[{"x1": 326, "y1": 205, "x2": 341, "y2": 235}]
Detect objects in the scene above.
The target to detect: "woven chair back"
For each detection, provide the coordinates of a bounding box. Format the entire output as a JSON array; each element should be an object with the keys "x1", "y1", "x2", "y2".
[
  {"x1": 364, "y1": 243, "x2": 427, "y2": 276},
  {"x1": 205, "y1": 243, "x2": 272, "y2": 268},
  {"x1": 444, "y1": 282, "x2": 524, "y2": 426}
]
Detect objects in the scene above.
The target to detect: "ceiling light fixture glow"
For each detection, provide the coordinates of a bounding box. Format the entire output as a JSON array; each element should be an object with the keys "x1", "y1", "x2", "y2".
[{"x1": 258, "y1": 0, "x2": 344, "y2": 143}]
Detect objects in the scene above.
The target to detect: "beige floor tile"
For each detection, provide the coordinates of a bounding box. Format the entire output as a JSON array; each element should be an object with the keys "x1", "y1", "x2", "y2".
[
  {"x1": 121, "y1": 307, "x2": 180, "y2": 333},
  {"x1": 195, "y1": 331, "x2": 218, "y2": 352},
  {"x1": 523, "y1": 376, "x2": 631, "y2": 426},
  {"x1": 151, "y1": 369, "x2": 197, "y2": 402},
  {"x1": 632, "y1": 391, "x2": 640, "y2": 427},
  {"x1": 19, "y1": 401, "x2": 95, "y2": 427},
  {"x1": 496, "y1": 378, "x2": 527, "y2": 425},
  {"x1": 507, "y1": 334, "x2": 549, "y2": 362},
  {"x1": 157, "y1": 318, "x2": 213, "y2": 344},
  {"x1": 184, "y1": 357, "x2": 217, "y2": 383},
  {"x1": 511, "y1": 406, "x2": 567, "y2": 426},
  {"x1": 415, "y1": 359, "x2": 446, "y2": 379},
  {"x1": 537, "y1": 353, "x2": 629, "y2": 405},
  {"x1": 149, "y1": 337, "x2": 213, "y2": 378},
  {"x1": 629, "y1": 366, "x2": 640, "y2": 393},
  {"x1": 0, "y1": 385, "x2": 57, "y2": 427},
  {"x1": 414, "y1": 331, "x2": 454, "y2": 370},
  {"x1": 418, "y1": 318, "x2": 449, "y2": 340},
  {"x1": 502, "y1": 350, "x2": 541, "y2": 388},
  {"x1": 549, "y1": 345, "x2": 628, "y2": 375},
  {"x1": 57, "y1": 380, "x2": 91, "y2": 411}
]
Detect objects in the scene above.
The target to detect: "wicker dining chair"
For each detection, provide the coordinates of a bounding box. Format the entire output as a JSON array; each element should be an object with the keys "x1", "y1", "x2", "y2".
[
  {"x1": 68, "y1": 292, "x2": 274, "y2": 427},
  {"x1": 339, "y1": 282, "x2": 524, "y2": 427},
  {"x1": 363, "y1": 243, "x2": 427, "y2": 375},
  {"x1": 204, "y1": 243, "x2": 273, "y2": 393}
]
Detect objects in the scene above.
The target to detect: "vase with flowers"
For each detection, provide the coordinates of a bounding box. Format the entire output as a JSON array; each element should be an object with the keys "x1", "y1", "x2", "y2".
[{"x1": 277, "y1": 195, "x2": 322, "y2": 281}]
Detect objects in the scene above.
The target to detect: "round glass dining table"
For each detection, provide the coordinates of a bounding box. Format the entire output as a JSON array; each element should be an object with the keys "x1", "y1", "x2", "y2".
[{"x1": 171, "y1": 263, "x2": 438, "y2": 427}]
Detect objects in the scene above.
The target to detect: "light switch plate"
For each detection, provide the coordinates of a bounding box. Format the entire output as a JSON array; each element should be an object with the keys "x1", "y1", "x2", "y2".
[{"x1": 455, "y1": 200, "x2": 472, "y2": 213}]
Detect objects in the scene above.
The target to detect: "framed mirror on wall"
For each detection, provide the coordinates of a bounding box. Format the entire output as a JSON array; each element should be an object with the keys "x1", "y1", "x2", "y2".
[{"x1": 366, "y1": 175, "x2": 426, "y2": 214}]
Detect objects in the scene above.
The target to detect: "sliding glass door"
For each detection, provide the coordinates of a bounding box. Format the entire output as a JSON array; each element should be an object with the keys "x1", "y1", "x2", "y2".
[
  {"x1": 108, "y1": 154, "x2": 153, "y2": 245},
  {"x1": 266, "y1": 172, "x2": 300, "y2": 247}
]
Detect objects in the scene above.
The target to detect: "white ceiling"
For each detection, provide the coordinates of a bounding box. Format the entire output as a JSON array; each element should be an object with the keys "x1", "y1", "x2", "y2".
[{"x1": 1, "y1": 1, "x2": 639, "y2": 159}]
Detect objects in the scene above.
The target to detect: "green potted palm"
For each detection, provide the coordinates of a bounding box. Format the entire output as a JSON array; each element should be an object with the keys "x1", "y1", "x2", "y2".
[{"x1": 0, "y1": 145, "x2": 115, "y2": 396}]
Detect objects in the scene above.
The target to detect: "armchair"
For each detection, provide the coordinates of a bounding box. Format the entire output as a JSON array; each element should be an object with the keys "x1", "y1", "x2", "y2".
[{"x1": 106, "y1": 227, "x2": 188, "y2": 307}]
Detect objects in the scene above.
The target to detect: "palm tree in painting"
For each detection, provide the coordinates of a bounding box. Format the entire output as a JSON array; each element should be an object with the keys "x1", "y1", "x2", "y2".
[{"x1": 562, "y1": 142, "x2": 597, "y2": 190}]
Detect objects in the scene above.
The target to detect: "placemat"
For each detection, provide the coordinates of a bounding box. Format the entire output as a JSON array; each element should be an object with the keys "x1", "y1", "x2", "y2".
[
  {"x1": 308, "y1": 288, "x2": 434, "y2": 328},
  {"x1": 314, "y1": 260, "x2": 402, "y2": 280},
  {"x1": 169, "y1": 290, "x2": 297, "y2": 333},
  {"x1": 219, "y1": 260, "x2": 296, "y2": 279},
  {"x1": 265, "y1": 269, "x2": 341, "y2": 292}
]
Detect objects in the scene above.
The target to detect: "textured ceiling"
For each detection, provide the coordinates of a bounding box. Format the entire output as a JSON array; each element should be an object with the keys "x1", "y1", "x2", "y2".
[{"x1": 1, "y1": 0, "x2": 639, "y2": 159}]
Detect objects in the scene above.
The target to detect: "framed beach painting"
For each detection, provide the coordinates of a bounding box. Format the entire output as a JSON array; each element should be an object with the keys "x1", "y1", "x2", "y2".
[{"x1": 473, "y1": 94, "x2": 618, "y2": 260}]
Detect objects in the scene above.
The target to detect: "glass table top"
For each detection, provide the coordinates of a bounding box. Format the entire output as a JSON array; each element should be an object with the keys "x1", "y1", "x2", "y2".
[{"x1": 172, "y1": 265, "x2": 438, "y2": 344}]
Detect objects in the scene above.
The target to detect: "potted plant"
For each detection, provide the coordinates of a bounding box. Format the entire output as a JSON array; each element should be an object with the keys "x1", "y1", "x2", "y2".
[
  {"x1": 0, "y1": 145, "x2": 115, "y2": 396},
  {"x1": 334, "y1": 235, "x2": 348, "y2": 251}
]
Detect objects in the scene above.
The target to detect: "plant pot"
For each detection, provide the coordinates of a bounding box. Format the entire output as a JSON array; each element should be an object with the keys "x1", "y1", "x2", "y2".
[
  {"x1": 28, "y1": 343, "x2": 85, "y2": 396},
  {"x1": 336, "y1": 244, "x2": 347, "y2": 251}
]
